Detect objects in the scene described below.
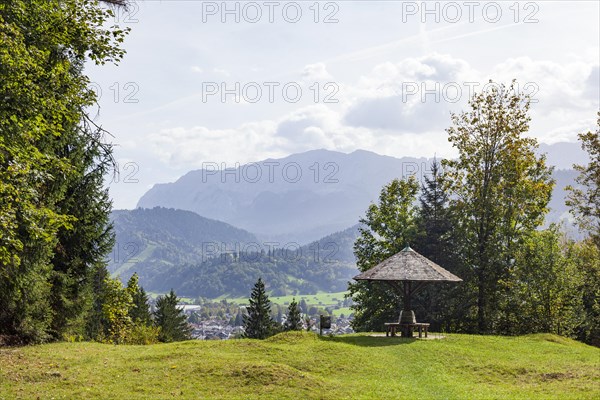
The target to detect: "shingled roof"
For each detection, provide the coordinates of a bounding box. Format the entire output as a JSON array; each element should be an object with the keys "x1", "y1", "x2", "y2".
[{"x1": 353, "y1": 246, "x2": 462, "y2": 282}]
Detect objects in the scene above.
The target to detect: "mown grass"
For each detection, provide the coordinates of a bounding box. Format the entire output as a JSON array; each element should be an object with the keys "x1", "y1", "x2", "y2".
[{"x1": 1, "y1": 332, "x2": 598, "y2": 399}]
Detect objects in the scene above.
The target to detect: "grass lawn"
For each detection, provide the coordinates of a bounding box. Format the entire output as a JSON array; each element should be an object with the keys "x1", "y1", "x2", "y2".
[{"x1": 1, "y1": 332, "x2": 598, "y2": 399}]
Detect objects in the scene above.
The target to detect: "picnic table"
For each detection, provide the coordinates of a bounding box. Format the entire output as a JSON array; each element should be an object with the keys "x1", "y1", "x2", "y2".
[{"x1": 384, "y1": 322, "x2": 430, "y2": 338}]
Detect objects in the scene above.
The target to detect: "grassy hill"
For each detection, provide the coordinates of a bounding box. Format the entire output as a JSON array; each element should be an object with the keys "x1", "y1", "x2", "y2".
[{"x1": 1, "y1": 332, "x2": 598, "y2": 399}]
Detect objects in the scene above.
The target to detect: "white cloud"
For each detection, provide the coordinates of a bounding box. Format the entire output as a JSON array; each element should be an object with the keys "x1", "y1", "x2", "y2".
[
  {"x1": 149, "y1": 53, "x2": 598, "y2": 171},
  {"x1": 301, "y1": 63, "x2": 332, "y2": 81}
]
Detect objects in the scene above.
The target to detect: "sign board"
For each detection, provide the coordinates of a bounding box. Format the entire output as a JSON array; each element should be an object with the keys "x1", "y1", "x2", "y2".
[{"x1": 320, "y1": 315, "x2": 331, "y2": 329}]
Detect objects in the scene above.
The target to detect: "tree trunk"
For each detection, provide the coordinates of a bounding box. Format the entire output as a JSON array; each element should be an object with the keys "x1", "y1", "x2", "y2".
[{"x1": 478, "y1": 269, "x2": 487, "y2": 333}]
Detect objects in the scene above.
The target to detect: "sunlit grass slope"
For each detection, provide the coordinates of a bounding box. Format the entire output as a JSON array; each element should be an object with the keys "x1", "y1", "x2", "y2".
[{"x1": 1, "y1": 332, "x2": 598, "y2": 399}]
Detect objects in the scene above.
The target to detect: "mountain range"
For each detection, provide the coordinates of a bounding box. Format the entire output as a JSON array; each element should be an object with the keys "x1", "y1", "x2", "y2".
[
  {"x1": 113, "y1": 144, "x2": 586, "y2": 298},
  {"x1": 108, "y1": 207, "x2": 360, "y2": 298},
  {"x1": 137, "y1": 149, "x2": 430, "y2": 244},
  {"x1": 138, "y1": 145, "x2": 585, "y2": 244}
]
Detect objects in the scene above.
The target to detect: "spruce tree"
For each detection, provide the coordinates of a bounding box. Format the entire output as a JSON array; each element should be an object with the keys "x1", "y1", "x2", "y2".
[
  {"x1": 284, "y1": 298, "x2": 303, "y2": 331},
  {"x1": 413, "y1": 160, "x2": 467, "y2": 332},
  {"x1": 243, "y1": 278, "x2": 276, "y2": 339},
  {"x1": 48, "y1": 123, "x2": 115, "y2": 340},
  {"x1": 415, "y1": 159, "x2": 452, "y2": 264},
  {"x1": 154, "y1": 290, "x2": 192, "y2": 343},
  {"x1": 126, "y1": 273, "x2": 152, "y2": 326},
  {"x1": 85, "y1": 264, "x2": 110, "y2": 341}
]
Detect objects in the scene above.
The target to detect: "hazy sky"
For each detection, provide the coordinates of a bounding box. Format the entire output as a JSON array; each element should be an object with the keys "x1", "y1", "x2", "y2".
[{"x1": 87, "y1": 1, "x2": 600, "y2": 209}]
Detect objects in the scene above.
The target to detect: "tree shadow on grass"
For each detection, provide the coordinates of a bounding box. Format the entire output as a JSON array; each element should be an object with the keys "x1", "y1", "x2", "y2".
[{"x1": 318, "y1": 335, "x2": 417, "y2": 347}]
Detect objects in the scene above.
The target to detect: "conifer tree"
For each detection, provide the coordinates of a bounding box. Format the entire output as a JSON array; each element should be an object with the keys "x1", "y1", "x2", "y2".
[
  {"x1": 284, "y1": 298, "x2": 303, "y2": 331},
  {"x1": 126, "y1": 273, "x2": 152, "y2": 326},
  {"x1": 0, "y1": 0, "x2": 128, "y2": 343},
  {"x1": 412, "y1": 160, "x2": 467, "y2": 331},
  {"x1": 243, "y1": 278, "x2": 276, "y2": 339},
  {"x1": 154, "y1": 290, "x2": 192, "y2": 342}
]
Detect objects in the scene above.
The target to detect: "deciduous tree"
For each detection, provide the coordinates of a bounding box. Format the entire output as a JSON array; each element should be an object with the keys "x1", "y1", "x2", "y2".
[
  {"x1": 0, "y1": 0, "x2": 128, "y2": 343},
  {"x1": 566, "y1": 113, "x2": 600, "y2": 247},
  {"x1": 443, "y1": 80, "x2": 554, "y2": 333},
  {"x1": 348, "y1": 177, "x2": 419, "y2": 332}
]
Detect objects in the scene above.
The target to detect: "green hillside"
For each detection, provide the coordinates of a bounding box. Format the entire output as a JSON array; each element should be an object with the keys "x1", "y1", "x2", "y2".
[
  {"x1": 115, "y1": 220, "x2": 361, "y2": 299},
  {"x1": 108, "y1": 207, "x2": 259, "y2": 281},
  {"x1": 1, "y1": 332, "x2": 598, "y2": 399}
]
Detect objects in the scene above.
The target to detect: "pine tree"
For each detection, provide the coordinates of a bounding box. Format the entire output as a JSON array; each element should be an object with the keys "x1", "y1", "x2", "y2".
[
  {"x1": 126, "y1": 273, "x2": 152, "y2": 326},
  {"x1": 415, "y1": 159, "x2": 452, "y2": 264},
  {"x1": 243, "y1": 278, "x2": 276, "y2": 339},
  {"x1": 154, "y1": 290, "x2": 192, "y2": 343},
  {"x1": 284, "y1": 298, "x2": 303, "y2": 331}
]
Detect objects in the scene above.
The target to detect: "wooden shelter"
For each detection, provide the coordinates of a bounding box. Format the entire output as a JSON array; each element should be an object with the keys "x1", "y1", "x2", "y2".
[{"x1": 353, "y1": 246, "x2": 462, "y2": 337}]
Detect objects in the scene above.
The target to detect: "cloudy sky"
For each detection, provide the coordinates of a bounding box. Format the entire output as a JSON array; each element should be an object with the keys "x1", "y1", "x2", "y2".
[{"x1": 87, "y1": 1, "x2": 600, "y2": 209}]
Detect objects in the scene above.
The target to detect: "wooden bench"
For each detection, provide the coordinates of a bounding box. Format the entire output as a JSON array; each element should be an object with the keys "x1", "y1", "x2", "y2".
[{"x1": 384, "y1": 322, "x2": 430, "y2": 338}]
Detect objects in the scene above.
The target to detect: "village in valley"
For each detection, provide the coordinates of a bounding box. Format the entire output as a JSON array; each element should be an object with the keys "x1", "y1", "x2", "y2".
[{"x1": 177, "y1": 297, "x2": 355, "y2": 340}]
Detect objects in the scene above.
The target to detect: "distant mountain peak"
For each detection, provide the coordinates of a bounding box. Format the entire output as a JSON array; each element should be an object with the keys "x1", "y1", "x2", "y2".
[{"x1": 137, "y1": 147, "x2": 577, "y2": 244}]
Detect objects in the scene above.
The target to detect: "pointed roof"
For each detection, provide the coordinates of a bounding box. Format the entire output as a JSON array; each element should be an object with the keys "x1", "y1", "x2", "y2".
[{"x1": 353, "y1": 246, "x2": 462, "y2": 282}]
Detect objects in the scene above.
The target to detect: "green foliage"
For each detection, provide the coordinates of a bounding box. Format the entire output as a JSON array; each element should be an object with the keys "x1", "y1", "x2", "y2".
[
  {"x1": 412, "y1": 159, "x2": 471, "y2": 332},
  {"x1": 101, "y1": 277, "x2": 133, "y2": 344},
  {"x1": 497, "y1": 227, "x2": 584, "y2": 336},
  {"x1": 443, "y1": 80, "x2": 554, "y2": 333},
  {"x1": 569, "y1": 239, "x2": 600, "y2": 346},
  {"x1": 243, "y1": 278, "x2": 278, "y2": 339},
  {"x1": 284, "y1": 298, "x2": 303, "y2": 331},
  {"x1": 126, "y1": 273, "x2": 152, "y2": 326},
  {"x1": 48, "y1": 120, "x2": 115, "y2": 341},
  {"x1": 348, "y1": 177, "x2": 420, "y2": 331},
  {"x1": 126, "y1": 324, "x2": 160, "y2": 345},
  {"x1": 85, "y1": 265, "x2": 111, "y2": 341},
  {"x1": 154, "y1": 290, "x2": 192, "y2": 343},
  {"x1": 566, "y1": 113, "x2": 600, "y2": 247},
  {"x1": 0, "y1": 0, "x2": 128, "y2": 343},
  {"x1": 564, "y1": 113, "x2": 600, "y2": 347}
]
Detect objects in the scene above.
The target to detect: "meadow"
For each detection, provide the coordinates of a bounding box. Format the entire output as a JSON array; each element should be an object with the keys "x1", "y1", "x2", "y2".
[{"x1": 1, "y1": 332, "x2": 598, "y2": 399}]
